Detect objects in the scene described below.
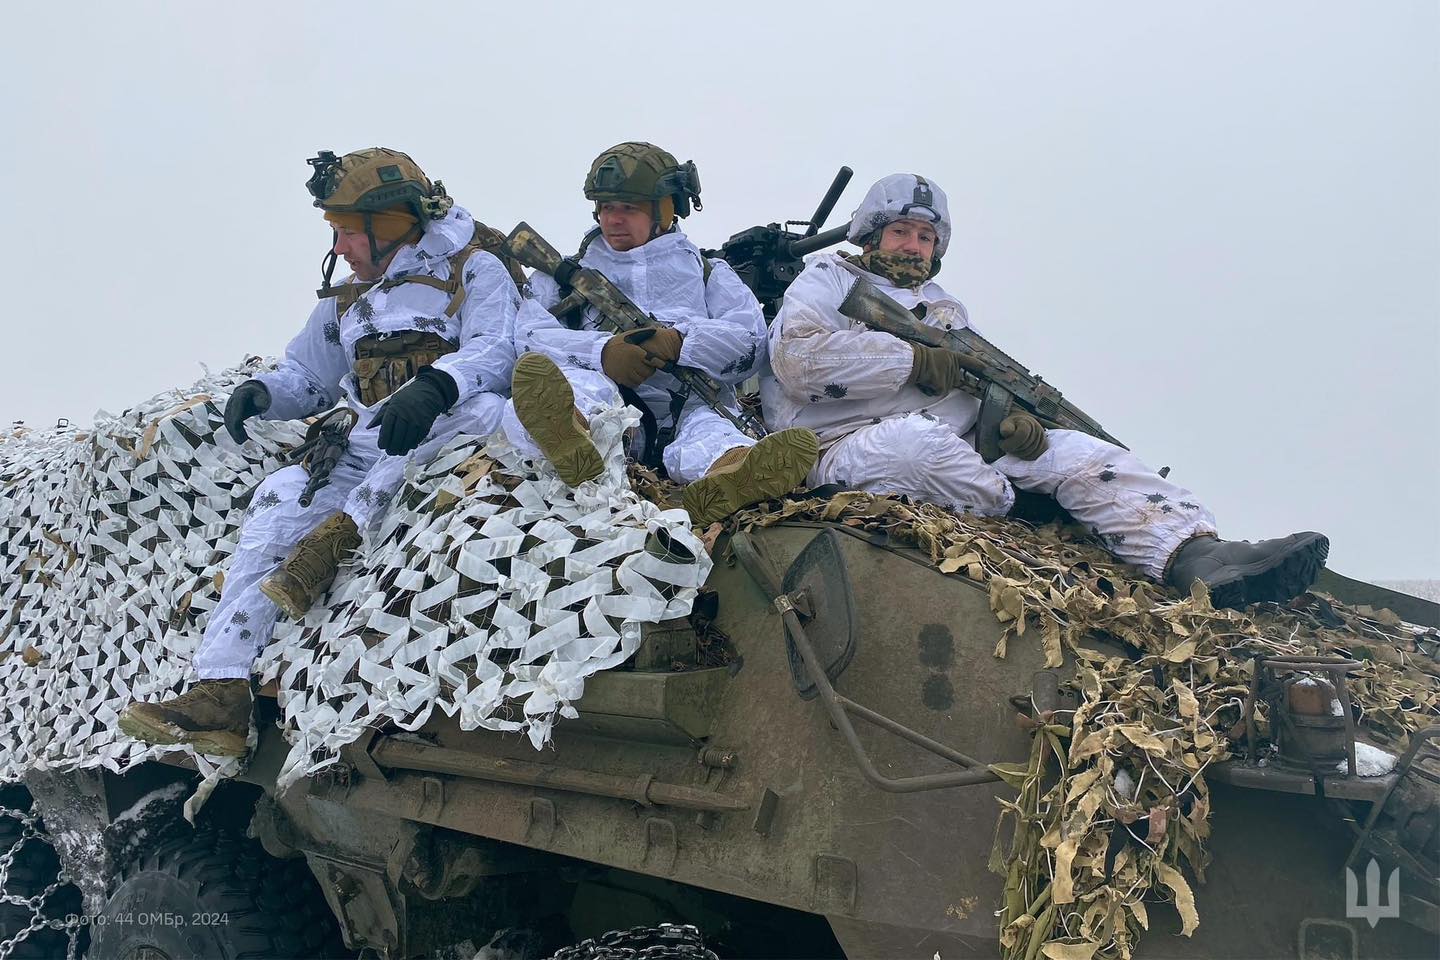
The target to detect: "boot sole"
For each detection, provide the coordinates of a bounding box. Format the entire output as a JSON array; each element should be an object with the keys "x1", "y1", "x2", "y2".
[
  {"x1": 512, "y1": 353, "x2": 604, "y2": 487},
  {"x1": 259, "y1": 574, "x2": 312, "y2": 621},
  {"x1": 1203, "y1": 532, "x2": 1330, "y2": 609},
  {"x1": 118, "y1": 710, "x2": 249, "y2": 757},
  {"x1": 682, "y1": 428, "x2": 819, "y2": 526}
]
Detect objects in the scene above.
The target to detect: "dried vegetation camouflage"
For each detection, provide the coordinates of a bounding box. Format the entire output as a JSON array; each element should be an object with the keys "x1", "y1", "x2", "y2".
[{"x1": 711, "y1": 487, "x2": 1440, "y2": 960}]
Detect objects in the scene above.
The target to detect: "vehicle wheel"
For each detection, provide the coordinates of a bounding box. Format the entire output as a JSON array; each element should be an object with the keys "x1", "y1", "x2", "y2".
[
  {"x1": 0, "y1": 783, "x2": 87, "y2": 960},
  {"x1": 89, "y1": 825, "x2": 350, "y2": 959}
]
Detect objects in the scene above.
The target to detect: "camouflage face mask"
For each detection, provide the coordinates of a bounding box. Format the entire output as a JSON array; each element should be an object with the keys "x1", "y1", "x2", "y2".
[{"x1": 842, "y1": 248, "x2": 932, "y2": 289}]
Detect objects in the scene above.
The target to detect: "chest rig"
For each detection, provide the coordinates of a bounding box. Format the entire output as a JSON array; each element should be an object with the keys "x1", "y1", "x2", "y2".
[{"x1": 321, "y1": 220, "x2": 527, "y2": 405}]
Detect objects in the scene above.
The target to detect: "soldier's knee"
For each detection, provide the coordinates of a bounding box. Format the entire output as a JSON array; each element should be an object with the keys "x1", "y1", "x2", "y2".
[
  {"x1": 248, "y1": 465, "x2": 309, "y2": 514},
  {"x1": 1043, "y1": 429, "x2": 1119, "y2": 464}
]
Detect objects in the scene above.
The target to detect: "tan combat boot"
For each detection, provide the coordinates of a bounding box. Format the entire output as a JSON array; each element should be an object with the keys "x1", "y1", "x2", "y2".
[
  {"x1": 118, "y1": 679, "x2": 253, "y2": 757},
  {"x1": 681, "y1": 428, "x2": 820, "y2": 526},
  {"x1": 511, "y1": 352, "x2": 604, "y2": 486},
  {"x1": 260, "y1": 512, "x2": 362, "y2": 619}
]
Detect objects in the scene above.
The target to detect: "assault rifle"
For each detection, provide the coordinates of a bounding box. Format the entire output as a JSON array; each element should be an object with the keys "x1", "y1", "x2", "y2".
[
  {"x1": 504, "y1": 223, "x2": 768, "y2": 446},
  {"x1": 702, "y1": 166, "x2": 855, "y2": 318},
  {"x1": 838, "y1": 278, "x2": 1126, "y2": 461},
  {"x1": 289, "y1": 407, "x2": 359, "y2": 508}
]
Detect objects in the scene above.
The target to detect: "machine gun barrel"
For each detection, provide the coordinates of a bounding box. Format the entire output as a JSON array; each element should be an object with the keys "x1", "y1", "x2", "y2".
[
  {"x1": 802, "y1": 166, "x2": 853, "y2": 237},
  {"x1": 838, "y1": 278, "x2": 1124, "y2": 452},
  {"x1": 504, "y1": 222, "x2": 767, "y2": 440},
  {"x1": 790, "y1": 224, "x2": 851, "y2": 258}
]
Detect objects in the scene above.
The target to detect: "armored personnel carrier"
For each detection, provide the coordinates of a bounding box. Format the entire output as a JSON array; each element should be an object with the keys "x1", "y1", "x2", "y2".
[
  {"x1": 6, "y1": 509, "x2": 1437, "y2": 959},
  {"x1": 3, "y1": 173, "x2": 1437, "y2": 959}
]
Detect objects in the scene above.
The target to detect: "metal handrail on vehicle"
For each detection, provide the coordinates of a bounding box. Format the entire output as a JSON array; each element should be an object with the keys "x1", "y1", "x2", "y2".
[{"x1": 731, "y1": 532, "x2": 1000, "y2": 792}]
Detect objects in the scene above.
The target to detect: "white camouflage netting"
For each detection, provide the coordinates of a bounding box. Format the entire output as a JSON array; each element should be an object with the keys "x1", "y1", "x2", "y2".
[{"x1": 1, "y1": 359, "x2": 711, "y2": 801}]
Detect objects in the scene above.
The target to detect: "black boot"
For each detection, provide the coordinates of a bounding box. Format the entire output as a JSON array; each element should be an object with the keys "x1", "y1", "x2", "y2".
[{"x1": 1165, "y1": 532, "x2": 1329, "y2": 609}]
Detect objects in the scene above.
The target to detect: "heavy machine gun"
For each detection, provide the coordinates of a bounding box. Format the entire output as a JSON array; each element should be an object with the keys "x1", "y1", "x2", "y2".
[
  {"x1": 838, "y1": 278, "x2": 1126, "y2": 460},
  {"x1": 702, "y1": 166, "x2": 855, "y2": 318}
]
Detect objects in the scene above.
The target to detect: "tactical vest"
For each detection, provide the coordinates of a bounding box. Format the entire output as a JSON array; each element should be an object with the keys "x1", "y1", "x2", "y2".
[
  {"x1": 352, "y1": 331, "x2": 457, "y2": 406},
  {"x1": 320, "y1": 220, "x2": 527, "y2": 406}
]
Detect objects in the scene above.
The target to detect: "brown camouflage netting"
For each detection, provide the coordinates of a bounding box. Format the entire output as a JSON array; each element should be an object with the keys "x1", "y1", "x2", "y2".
[{"x1": 709, "y1": 487, "x2": 1439, "y2": 960}]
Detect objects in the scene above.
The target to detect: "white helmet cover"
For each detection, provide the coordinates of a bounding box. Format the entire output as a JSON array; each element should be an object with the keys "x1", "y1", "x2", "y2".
[{"x1": 847, "y1": 173, "x2": 951, "y2": 257}]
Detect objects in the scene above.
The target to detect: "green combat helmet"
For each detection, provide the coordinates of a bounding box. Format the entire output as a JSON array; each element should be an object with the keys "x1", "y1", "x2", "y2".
[
  {"x1": 306, "y1": 147, "x2": 454, "y2": 290},
  {"x1": 584, "y1": 142, "x2": 702, "y2": 235}
]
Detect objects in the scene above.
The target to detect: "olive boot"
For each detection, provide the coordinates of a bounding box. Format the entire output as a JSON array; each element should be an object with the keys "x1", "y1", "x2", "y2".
[
  {"x1": 260, "y1": 512, "x2": 361, "y2": 619},
  {"x1": 117, "y1": 679, "x2": 253, "y2": 757},
  {"x1": 512, "y1": 352, "x2": 604, "y2": 486},
  {"x1": 681, "y1": 428, "x2": 820, "y2": 526},
  {"x1": 1165, "y1": 532, "x2": 1329, "y2": 609}
]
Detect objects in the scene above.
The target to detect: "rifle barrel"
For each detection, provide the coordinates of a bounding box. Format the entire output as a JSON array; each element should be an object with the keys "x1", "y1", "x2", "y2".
[
  {"x1": 803, "y1": 166, "x2": 853, "y2": 237},
  {"x1": 789, "y1": 223, "x2": 850, "y2": 258}
]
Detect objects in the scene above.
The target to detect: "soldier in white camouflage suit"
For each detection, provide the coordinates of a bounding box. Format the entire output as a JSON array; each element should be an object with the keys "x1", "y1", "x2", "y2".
[
  {"x1": 762, "y1": 173, "x2": 1329, "y2": 607},
  {"x1": 502, "y1": 142, "x2": 818, "y2": 525},
  {"x1": 120, "y1": 148, "x2": 521, "y2": 755}
]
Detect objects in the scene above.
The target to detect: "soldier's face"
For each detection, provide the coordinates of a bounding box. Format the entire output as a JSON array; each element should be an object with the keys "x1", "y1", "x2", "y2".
[
  {"x1": 332, "y1": 226, "x2": 387, "y2": 281},
  {"x1": 598, "y1": 201, "x2": 654, "y2": 252},
  {"x1": 877, "y1": 219, "x2": 938, "y2": 262}
]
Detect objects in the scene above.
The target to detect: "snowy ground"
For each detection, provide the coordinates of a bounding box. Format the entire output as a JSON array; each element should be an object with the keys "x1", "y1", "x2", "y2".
[{"x1": 1377, "y1": 579, "x2": 1440, "y2": 603}]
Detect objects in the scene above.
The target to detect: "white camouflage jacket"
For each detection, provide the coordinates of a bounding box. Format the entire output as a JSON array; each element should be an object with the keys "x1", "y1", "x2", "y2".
[
  {"x1": 760, "y1": 252, "x2": 980, "y2": 446},
  {"x1": 515, "y1": 228, "x2": 766, "y2": 425},
  {"x1": 257, "y1": 206, "x2": 519, "y2": 419}
]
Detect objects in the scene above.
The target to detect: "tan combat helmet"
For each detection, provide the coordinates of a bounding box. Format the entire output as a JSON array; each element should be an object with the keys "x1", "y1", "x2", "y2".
[
  {"x1": 584, "y1": 142, "x2": 702, "y2": 235},
  {"x1": 306, "y1": 148, "x2": 453, "y2": 288}
]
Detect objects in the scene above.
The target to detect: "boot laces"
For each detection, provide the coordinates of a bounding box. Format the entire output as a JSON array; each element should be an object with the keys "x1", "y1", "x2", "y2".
[{"x1": 285, "y1": 518, "x2": 358, "y2": 585}]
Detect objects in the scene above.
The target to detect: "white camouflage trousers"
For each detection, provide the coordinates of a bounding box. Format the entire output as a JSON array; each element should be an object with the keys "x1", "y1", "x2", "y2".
[
  {"x1": 809, "y1": 412, "x2": 1218, "y2": 579},
  {"x1": 194, "y1": 392, "x2": 505, "y2": 679},
  {"x1": 501, "y1": 365, "x2": 754, "y2": 484}
]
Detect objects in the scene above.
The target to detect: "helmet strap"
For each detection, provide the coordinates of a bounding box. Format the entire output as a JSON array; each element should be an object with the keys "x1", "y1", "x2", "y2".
[{"x1": 318, "y1": 232, "x2": 339, "y2": 296}]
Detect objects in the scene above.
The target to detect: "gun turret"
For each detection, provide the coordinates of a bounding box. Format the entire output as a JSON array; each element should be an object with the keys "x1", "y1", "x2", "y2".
[
  {"x1": 838, "y1": 278, "x2": 1124, "y2": 459},
  {"x1": 704, "y1": 167, "x2": 854, "y2": 318}
]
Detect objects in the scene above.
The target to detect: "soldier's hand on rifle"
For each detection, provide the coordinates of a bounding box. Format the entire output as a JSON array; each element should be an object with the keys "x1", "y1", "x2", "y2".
[
  {"x1": 602, "y1": 329, "x2": 668, "y2": 388},
  {"x1": 642, "y1": 326, "x2": 683, "y2": 364},
  {"x1": 367, "y1": 367, "x2": 458, "y2": 457},
  {"x1": 224, "y1": 380, "x2": 272, "y2": 443},
  {"x1": 906, "y1": 345, "x2": 985, "y2": 397},
  {"x1": 998, "y1": 412, "x2": 1048, "y2": 460}
]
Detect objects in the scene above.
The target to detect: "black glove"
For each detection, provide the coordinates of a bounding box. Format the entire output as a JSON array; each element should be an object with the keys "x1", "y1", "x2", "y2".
[
  {"x1": 367, "y1": 367, "x2": 458, "y2": 456},
  {"x1": 224, "y1": 380, "x2": 272, "y2": 443}
]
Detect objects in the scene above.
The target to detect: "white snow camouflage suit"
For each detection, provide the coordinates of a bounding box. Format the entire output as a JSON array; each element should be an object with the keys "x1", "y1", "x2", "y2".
[
  {"x1": 760, "y1": 252, "x2": 1218, "y2": 579},
  {"x1": 503, "y1": 227, "x2": 766, "y2": 482},
  {"x1": 195, "y1": 206, "x2": 519, "y2": 679}
]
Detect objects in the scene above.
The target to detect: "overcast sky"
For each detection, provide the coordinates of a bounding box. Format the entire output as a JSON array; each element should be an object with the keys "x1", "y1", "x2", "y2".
[{"x1": 2, "y1": 1, "x2": 1436, "y2": 580}]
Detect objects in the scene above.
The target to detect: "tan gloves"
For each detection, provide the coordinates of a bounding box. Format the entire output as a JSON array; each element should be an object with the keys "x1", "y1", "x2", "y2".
[
  {"x1": 908, "y1": 343, "x2": 1047, "y2": 460},
  {"x1": 907, "y1": 344, "x2": 985, "y2": 396},
  {"x1": 643, "y1": 327, "x2": 683, "y2": 364},
  {"x1": 601, "y1": 327, "x2": 684, "y2": 388},
  {"x1": 998, "y1": 412, "x2": 1048, "y2": 460}
]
